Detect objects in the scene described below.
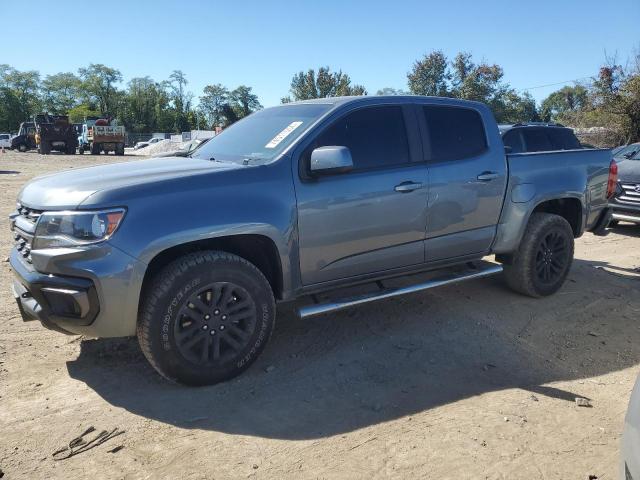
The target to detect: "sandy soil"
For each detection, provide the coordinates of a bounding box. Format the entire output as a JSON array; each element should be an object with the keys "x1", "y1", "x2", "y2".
[{"x1": 1, "y1": 150, "x2": 639, "y2": 479}]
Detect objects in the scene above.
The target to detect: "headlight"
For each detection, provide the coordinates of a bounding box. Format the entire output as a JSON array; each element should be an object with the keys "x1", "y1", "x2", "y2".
[{"x1": 33, "y1": 208, "x2": 126, "y2": 249}]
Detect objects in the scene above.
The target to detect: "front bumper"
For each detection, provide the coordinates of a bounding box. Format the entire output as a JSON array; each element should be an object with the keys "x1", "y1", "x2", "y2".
[
  {"x1": 611, "y1": 206, "x2": 640, "y2": 224},
  {"x1": 9, "y1": 243, "x2": 146, "y2": 337},
  {"x1": 11, "y1": 248, "x2": 100, "y2": 334}
]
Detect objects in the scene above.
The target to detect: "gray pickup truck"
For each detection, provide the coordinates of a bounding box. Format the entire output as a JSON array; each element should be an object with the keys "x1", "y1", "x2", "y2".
[{"x1": 9, "y1": 96, "x2": 615, "y2": 386}]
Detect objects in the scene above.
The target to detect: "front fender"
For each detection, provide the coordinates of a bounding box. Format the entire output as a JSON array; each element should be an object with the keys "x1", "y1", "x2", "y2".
[{"x1": 104, "y1": 160, "x2": 300, "y2": 301}]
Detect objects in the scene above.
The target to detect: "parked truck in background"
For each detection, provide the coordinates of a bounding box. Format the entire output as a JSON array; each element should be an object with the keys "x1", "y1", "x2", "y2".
[
  {"x1": 500, "y1": 122, "x2": 583, "y2": 153},
  {"x1": 10, "y1": 122, "x2": 37, "y2": 152},
  {"x1": 34, "y1": 114, "x2": 78, "y2": 155},
  {"x1": 9, "y1": 96, "x2": 615, "y2": 386},
  {"x1": 78, "y1": 117, "x2": 125, "y2": 155}
]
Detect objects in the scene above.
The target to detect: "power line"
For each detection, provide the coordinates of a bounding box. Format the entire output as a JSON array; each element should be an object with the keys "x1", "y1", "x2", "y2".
[{"x1": 521, "y1": 76, "x2": 593, "y2": 91}]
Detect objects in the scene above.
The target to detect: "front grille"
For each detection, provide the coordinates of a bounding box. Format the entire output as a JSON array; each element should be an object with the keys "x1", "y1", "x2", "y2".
[
  {"x1": 10, "y1": 204, "x2": 42, "y2": 263},
  {"x1": 617, "y1": 182, "x2": 640, "y2": 205}
]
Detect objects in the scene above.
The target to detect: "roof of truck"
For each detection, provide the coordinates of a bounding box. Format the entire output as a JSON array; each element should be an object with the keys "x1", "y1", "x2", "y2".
[{"x1": 288, "y1": 95, "x2": 488, "y2": 109}]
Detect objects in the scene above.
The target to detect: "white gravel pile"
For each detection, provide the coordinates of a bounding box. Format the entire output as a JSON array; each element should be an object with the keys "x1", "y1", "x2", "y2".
[{"x1": 132, "y1": 139, "x2": 183, "y2": 156}]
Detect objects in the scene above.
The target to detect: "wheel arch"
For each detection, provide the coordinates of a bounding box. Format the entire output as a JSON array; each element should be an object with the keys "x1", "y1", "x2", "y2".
[
  {"x1": 530, "y1": 196, "x2": 583, "y2": 237},
  {"x1": 139, "y1": 234, "x2": 285, "y2": 310},
  {"x1": 492, "y1": 193, "x2": 585, "y2": 256}
]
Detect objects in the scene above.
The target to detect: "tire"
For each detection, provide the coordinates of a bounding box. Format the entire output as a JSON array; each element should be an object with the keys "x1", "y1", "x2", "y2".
[
  {"x1": 115, "y1": 143, "x2": 125, "y2": 156},
  {"x1": 78, "y1": 146, "x2": 85, "y2": 154},
  {"x1": 66, "y1": 144, "x2": 76, "y2": 155},
  {"x1": 18, "y1": 144, "x2": 27, "y2": 153},
  {"x1": 90, "y1": 143, "x2": 100, "y2": 155},
  {"x1": 137, "y1": 251, "x2": 276, "y2": 386},
  {"x1": 502, "y1": 213, "x2": 574, "y2": 298}
]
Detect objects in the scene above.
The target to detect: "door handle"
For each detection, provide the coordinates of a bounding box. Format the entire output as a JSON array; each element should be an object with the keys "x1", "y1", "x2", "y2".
[
  {"x1": 476, "y1": 171, "x2": 500, "y2": 181},
  {"x1": 394, "y1": 181, "x2": 424, "y2": 193}
]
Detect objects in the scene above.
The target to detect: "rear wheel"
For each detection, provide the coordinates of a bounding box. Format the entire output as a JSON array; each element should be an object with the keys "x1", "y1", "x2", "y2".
[
  {"x1": 18, "y1": 144, "x2": 27, "y2": 152},
  {"x1": 39, "y1": 142, "x2": 50, "y2": 155},
  {"x1": 137, "y1": 251, "x2": 276, "y2": 386},
  {"x1": 502, "y1": 213, "x2": 574, "y2": 297}
]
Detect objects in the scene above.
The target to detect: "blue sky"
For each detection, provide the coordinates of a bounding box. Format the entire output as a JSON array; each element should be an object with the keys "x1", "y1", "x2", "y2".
[{"x1": 2, "y1": 0, "x2": 638, "y2": 107}]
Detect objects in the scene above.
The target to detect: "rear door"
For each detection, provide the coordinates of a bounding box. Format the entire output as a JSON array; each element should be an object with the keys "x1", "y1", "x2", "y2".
[
  {"x1": 294, "y1": 102, "x2": 428, "y2": 286},
  {"x1": 418, "y1": 103, "x2": 507, "y2": 262}
]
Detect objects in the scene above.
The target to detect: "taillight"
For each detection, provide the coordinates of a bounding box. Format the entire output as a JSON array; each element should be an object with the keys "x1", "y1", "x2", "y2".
[{"x1": 607, "y1": 160, "x2": 618, "y2": 198}]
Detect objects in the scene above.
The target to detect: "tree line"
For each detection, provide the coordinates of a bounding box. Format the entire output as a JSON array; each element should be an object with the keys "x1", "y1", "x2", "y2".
[
  {"x1": 0, "y1": 64, "x2": 263, "y2": 134},
  {"x1": 1, "y1": 50, "x2": 638, "y2": 145}
]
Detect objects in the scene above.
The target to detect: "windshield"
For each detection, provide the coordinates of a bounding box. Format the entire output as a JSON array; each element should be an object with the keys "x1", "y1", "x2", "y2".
[
  {"x1": 190, "y1": 103, "x2": 333, "y2": 163},
  {"x1": 615, "y1": 144, "x2": 640, "y2": 159}
]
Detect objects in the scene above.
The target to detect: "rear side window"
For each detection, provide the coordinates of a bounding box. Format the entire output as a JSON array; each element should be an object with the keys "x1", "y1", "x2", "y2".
[
  {"x1": 502, "y1": 130, "x2": 524, "y2": 154},
  {"x1": 422, "y1": 106, "x2": 487, "y2": 162},
  {"x1": 312, "y1": 106, "x2": 410, "y2": 170},
  {"x1": 546, "y1": 128, "x2": 581, "y2": 150},
  {"x1": 0, "y1": 134, "x2": 9, "y2": 140},
  {"x1": 522, "y1": 128, "x2": 553, "y2": 152}
]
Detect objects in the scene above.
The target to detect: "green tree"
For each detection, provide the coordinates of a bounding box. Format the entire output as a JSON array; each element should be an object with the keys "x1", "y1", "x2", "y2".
[
  {"x1": 496, "y1": 90, "x2": 540, "y2": 123},
  {"x1": 287, "y1": 67, "x2": 367, "y2": 101},
  {"x1": 169, "y1": 70, "x2": 192, "y2": 132},
  {"x1": 406, "y1": 50, "x2": 539, "y2": 123},
  {"x1": 407, "y1": 50, "x2": 450, "y2": 96},
  {"x1": 0, "y1": 87, "x2": 23, "y2": 132},
  {"x1": 229, "y1": 85, "x2": 262, "y2": 118},
  {"x1": 199, "y1": 84, "x2": 229, "y2": 128},
  {"x1": 67, "y1": 104, "x2": 101, "y2": 123},
  {"x1": 41, "y1": 72, "x2": 82, "y2": 114},
  {"x1": 122, "y1": 76, "x2": 164, "y2": 132},
  {"x1": 539, "y1": 85, "x2": 588, "y2": 122},
  {"x1": 591, "y1": 60, "x2": 640, "y2": 142},
  {"x1": 0, "y1": 65, "x2": 41, "y2": 119},
  {"x1": 376, "y1": 87, "x2": 408, "y2": 96},
  {"x1": 78, "y1": 64, "x2": 123, "y2": 115}
]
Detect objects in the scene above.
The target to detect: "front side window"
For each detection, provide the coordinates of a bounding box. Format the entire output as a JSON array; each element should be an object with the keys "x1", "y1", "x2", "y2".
[
  {"x1": 523, "y1": 128, "x2": 553, "y2": 152},
  {"x1": 422, "y1": 106, "x2": 487, "y2": 162},
  {"x1": 310, "y1": 105, "x2": 410, "y2": 170}
]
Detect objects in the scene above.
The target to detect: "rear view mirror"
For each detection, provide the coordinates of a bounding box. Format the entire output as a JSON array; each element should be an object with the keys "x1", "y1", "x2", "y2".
[{"x1": 310, "y1": 146, "x2": 353, "y2": 175}]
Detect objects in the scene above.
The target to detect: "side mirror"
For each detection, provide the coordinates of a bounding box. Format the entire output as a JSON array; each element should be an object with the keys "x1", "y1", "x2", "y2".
[
  {"x1": 504, "y1": 145, "x2": 513, "y2": 154},
  {"x1": 310, "y1": 146, "x2": 353, "y2": 175}
]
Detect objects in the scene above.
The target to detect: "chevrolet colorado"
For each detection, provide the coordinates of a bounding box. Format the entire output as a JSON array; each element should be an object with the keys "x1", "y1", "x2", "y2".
[{"x1": 9, "y1": 96, "x2": 615, "y2": 385}]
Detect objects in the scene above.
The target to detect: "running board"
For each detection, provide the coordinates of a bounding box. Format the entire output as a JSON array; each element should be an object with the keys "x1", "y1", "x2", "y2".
[{"x1": 297, "y1": 261, "x2": 503, "y2": 319}]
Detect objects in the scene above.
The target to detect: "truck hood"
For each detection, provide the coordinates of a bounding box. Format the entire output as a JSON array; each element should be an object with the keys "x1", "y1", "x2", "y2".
[
  {"x1": 618, "y1": 158, "x2": 640, "y2": 184},
  {"x1": 18, "y1": 156, "x2": 242, "y2": 210}
]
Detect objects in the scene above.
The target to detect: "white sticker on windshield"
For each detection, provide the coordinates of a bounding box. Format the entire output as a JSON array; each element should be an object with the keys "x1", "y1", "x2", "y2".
[{"x1": 265, "y1": 121, "x2": 303, "y2": 149}]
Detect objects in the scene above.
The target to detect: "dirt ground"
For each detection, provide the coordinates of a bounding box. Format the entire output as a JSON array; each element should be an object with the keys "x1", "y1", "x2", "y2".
[{"x1": 1, "y1": 150, "x2": 639, "y2": 480}]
